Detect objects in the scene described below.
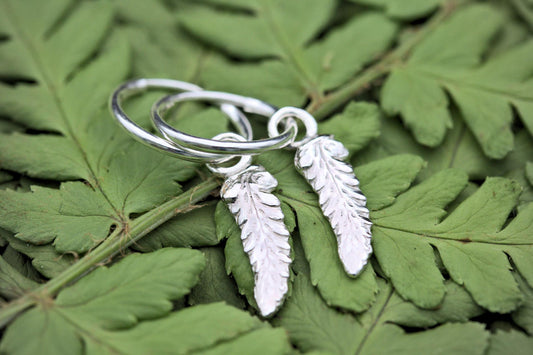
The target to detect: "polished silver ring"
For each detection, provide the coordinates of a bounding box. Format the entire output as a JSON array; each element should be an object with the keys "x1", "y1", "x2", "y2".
[
  {"x1": 206, "y1": 133, "x2": 253, "y2": 177},
  {"x1": 152, "y1": 91, "x2": 298, "y2": 154},
  {"x1": 110, "y1": 78, "x2": 254, "y2": 162},
  {"x1": 267, "y1": 107, "x2": 318, "y2": 148}
]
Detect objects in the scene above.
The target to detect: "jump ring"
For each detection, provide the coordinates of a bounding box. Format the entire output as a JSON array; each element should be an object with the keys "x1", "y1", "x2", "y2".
[
  {"x1": 267, "y1": 107, "x2": 318, "y2": 148},
  {"x1": 206, "y1": 133, "x2": 253, "y2": 177}
]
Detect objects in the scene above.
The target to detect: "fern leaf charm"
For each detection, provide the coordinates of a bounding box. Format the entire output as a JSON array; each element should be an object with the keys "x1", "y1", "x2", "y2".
[
  {"x1": 221, "y1": 165, "x2": 291, "y2": 317},
  {"x1": 295, "y1": 136, "x2": 372, "y2": 276}
]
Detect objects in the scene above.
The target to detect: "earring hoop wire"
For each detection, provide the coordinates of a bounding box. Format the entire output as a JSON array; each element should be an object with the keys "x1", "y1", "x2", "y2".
[
  {"x1": 110, "y1": 78, "x2": 255, "y2": 162},
  {"x1": 151, "y1": 91, "x2": 298, "y2": 154}
]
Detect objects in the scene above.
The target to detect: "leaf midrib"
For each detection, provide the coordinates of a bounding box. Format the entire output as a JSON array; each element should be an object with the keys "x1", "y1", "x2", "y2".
[
  {"x1": 259, "y1": 1, "x2": 322, "y2": 99},
  {"x1": 2, "y1": 1, "x2": 123, "y2": 220},
  {"x1": 58, "y1": 256, "x2": 195, "y2": 309},
  {"x1": 354, "y1": 287, "x2": 394, "y2": 355},
  {"x1": 119, "y1": 154, "x2": 170, "y2": 214},
  {"x1": 51, "y1": 306, "x2": 126, "y2": 354},
  {"x1": 375, "y1": 225, "x2": 533, "y2": 246},
  {"x1": 277, "y1": 181, "x2": 533, "y2": 246},
  {"x1": 289, "y1": 296, "x2": 355, "y2": 355}
]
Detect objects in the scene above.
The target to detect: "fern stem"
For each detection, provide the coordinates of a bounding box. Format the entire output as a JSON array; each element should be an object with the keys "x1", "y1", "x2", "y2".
[
  {"x1": 307, "y1": 0, "x2": 459, "y2": 119},
  {"x1": 0, "y1": 179, "x2": 220, "y2": 328}
]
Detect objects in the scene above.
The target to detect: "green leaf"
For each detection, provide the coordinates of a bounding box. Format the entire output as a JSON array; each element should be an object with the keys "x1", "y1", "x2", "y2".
[
  {"x1": 0, "y1": 183, "x2": 117, "y2": 252},
  {"x1": 275, "y1": 272, "x2": 362, "y2": 355},
  {"x1": 355, "y1": 154, "x2": 426, "y2": 210},
  {"x1": 487, "y1": 330, "x2": 533, "y2": 355},
  {"x1": 3, "y1": 234, "x2": 74, "y2": 278},
  {"x1": 181, "y1": 1, "x2": 397, "y2": 106},
  {"x1": 2, "y1": 309, "x2": 82, "y2": 355},
  {"x1": 381, "y1": 4, "x2": 533, "y2": 158},
  {"x1": 505, "y1": 163, "x2": 533, "y2": 212},
  {"x1": 354, "y1": 118, "x2": 533, "y2": 309},
  {"x1": 217, "y1": 201, "x2": 255, "y2": 307},
  {"x1": 383, "y1": 280, "x2": 484, "y2": 328},
  {"x1": 1, "y1": 244, "x2": 42, "y2": 283},
  {"x1": 526, "y1": 162, "x2": 533, "y2": 184},
  {"x1": 181, "y1": 0, "x2": 336, "y2": 59},
  {"x1": 55, "y1": 248, "x2": 205, "y2": 329},
  {"x1": 349, "y1": 0, "x2": 441, "y2": 19},
  {"x1": 0, "y1": 1, "x2": 121, "y2": 251},
  {"x1": 0, "y1": 248, "x2": 206, "y2": 354},
  {"x1": 510, "y1": 0, "x2": 533, "y2": 31},
  {"x1": 355, "y1": 114, "x2": 533, "y2": 181},
  {"x1": 134, "y1": 204, "x2": 220, "y2": 252},
  {"x1": 189, "y1": 247, "x2": 246, "y2": 309},
  {"x1": 513, "y1": 273, "x2": 533, "y2": 335},
  {"x1": 291, "y1": 200, "x2": 378, "y2": 312},
  {"x1": 363, "y1": 323, "x2": 488, "y2": 355},
  {"x1": 488, "y1": 15, "x2": 531, "y2": 57},
  {"x1": 82, "y1": 303, "x2": 281, "y2": 355},
  {"x1": 275, "y1": 271, "x2": 486, "y2": 355},
  {"x1": 114, "y1": 0, "x2": 210, "y2": 81},
  {"x1": 0, "y1": 0, "x2": 232, "y2": 253},
  {"x1": 318, "y1": 101, "x2": 381, "y2": 156},
  {"x1": 373, "y1": 172, "x2": 532, "y2": 312},
  {"x1": 0, "y1": 119, "x2": 24, "y2": 134},
  {"x1": 194, "y1": 327, "x2": 292, "y2": 355},
  {"x1": 0, "y1": 171, "x2": 12, "y2": 184},
  {"x1": 0, "y1": 254, "x2": 39, "y2": 300},
  {"x1": 2, "y1": 300, "x2": 282, "y2": 355},
  {"x1": 0, "y1": 111, "x2": 220, "y2": 253}
]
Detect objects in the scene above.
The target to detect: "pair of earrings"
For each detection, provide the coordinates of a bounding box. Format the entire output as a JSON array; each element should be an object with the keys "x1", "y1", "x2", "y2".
[{"x1": 110, "y1": 79, "x2": 372, "y2": 316}]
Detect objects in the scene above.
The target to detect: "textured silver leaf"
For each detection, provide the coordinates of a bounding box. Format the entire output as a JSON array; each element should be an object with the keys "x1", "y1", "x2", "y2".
[
  {"x1": 295, "y1": 136, "x2": 372, "y2": 276},
  {"x1": 221, "y1": 165, "x2": 291, "y2": 317}
]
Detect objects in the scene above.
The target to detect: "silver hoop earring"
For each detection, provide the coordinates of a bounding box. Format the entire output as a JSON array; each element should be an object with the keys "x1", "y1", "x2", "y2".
[
  {"x1": 110, "y1": 80, "x2": 293, "y2": 317},
  {"x1": 110, "y1": 80, "x2": 373, "y2": 316}
]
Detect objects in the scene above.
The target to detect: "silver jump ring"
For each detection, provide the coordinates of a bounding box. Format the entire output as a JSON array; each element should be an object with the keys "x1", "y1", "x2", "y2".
[
  {"x1": 151, "y1": 91, "x2": 298, "y2": 154},
  {"x1": 267, "y1": 107, "x2": 318, "y2": 148},
  {"x1": 206, "y1": 133, "x2": 253, "y2": 177},
  {"x1": 110, "y1": 78, "x2": 253, "y2": 162}
]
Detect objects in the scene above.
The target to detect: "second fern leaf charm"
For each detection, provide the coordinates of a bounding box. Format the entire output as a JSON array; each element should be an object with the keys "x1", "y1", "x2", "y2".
[
  {"x1": 221, "y1": 165, "x2": 291, "y2": 317},
  {"x1": 295, "y1": 136, "x2": 372, "y2": 276}
]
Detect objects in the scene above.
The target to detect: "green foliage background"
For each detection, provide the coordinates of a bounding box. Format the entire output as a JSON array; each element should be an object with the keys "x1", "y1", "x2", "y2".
[{"x1": 0, "y1": 0, "x2": 532, "y2": 353}]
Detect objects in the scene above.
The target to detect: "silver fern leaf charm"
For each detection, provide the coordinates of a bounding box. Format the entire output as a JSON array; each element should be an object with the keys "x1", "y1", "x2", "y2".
[
  {"x1": 295, "y1": 136, "x2": 372, "y2": 276},
  {"x1": 221, "y1": 165, "x2": 291, "y2": 317}
]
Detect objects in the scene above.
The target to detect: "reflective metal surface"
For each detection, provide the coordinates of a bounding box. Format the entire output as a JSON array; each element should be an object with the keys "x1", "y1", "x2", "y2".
[
  {"x1": 151, "y1": 91, "x2": 297, "y2": 154},
  {"x1": 110, "y1": 79, "x2": 253, "y2": 162}
]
